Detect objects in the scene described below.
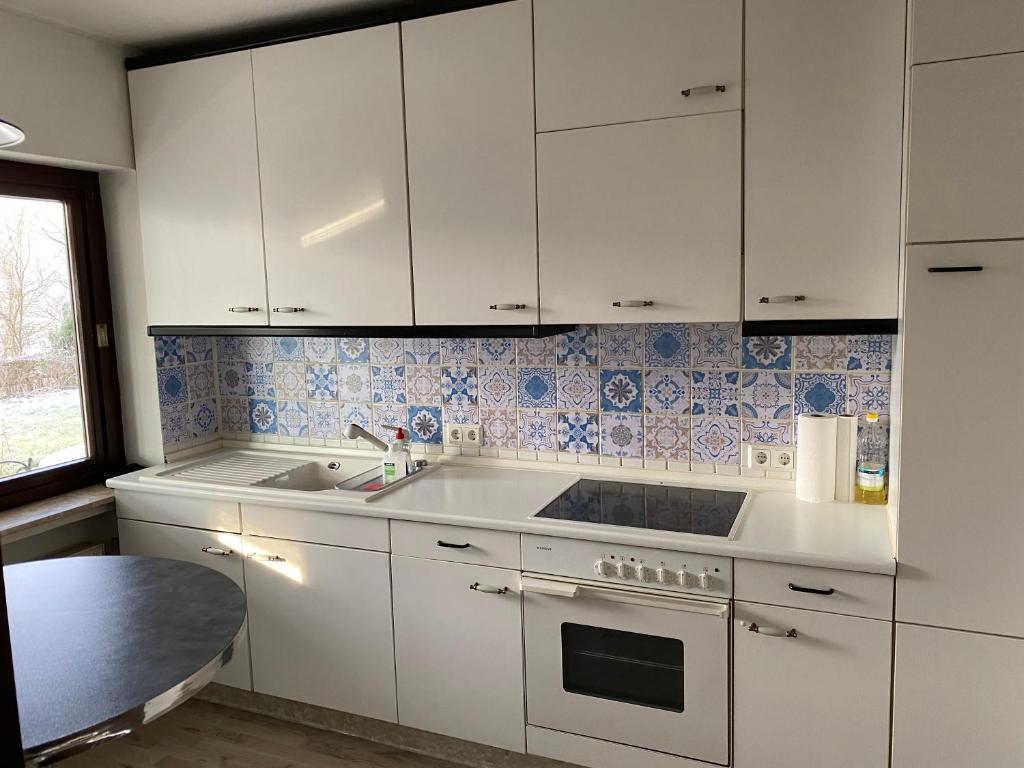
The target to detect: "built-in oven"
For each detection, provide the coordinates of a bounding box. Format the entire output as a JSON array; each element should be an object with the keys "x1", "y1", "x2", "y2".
[{"x1": 521, "y1": 535, "x2": 732, "y2": 767}]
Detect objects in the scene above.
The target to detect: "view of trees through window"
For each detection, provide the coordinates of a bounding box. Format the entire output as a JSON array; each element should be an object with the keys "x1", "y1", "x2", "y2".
[{"x1": 0, "y1": 195, "x2": 87, "y2": 479}]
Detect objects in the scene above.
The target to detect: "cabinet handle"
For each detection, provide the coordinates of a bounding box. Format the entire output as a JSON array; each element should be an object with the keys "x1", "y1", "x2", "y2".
[
  {"x1": 437, "y1": 540, "x2": 471, "y2": 549},
  {"x1": 927, "y1": 266, "x2": 983, "y2": 273},
  {"x1": 272, "y1": 306, "x2": 306, "y2": 313},
  {"x1": 489, "y1": 303, "x2": 527, "y2": 310},
  {"x1": 681, "y1": 84, "x2": 727, "y2": 97},
  {"x1": 201, "y1": 546, "x2": 232, "y2": 556},
  {"x1": 758, "y1": 295, "x2": 806, "y2": 304},
  {"x1": 470, "y1": 582, "x2": 509, "y2": 595},
  {"x1": 612, "y1": 300, "x2": 655, "y2": 308},
  {"x1": 788, "y1": 582, "x2": 835, "y2": 596},
  {"x1": 228, "y1": 306, "x2": 260, "y2": 313},
  {"x1": 247, "y1": 553, "x2": 286, "y2": 562},
  {"x1": 744, "y1": 621, "x2": 798, "y2": 638}
]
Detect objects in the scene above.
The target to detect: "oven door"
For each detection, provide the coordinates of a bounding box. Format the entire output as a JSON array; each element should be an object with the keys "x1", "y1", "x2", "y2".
[{"x1": 522, "y1": 575, "x2": 729, "y2": 765}]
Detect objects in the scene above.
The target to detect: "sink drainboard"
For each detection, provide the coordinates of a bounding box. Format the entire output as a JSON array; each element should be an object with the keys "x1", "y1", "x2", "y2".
[{"x1": 170, "y1": 454, "x2": 313, "y2": 487}]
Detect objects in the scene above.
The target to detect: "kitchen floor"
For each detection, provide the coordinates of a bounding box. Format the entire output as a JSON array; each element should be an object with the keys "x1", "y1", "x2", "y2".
[{"x1": 62, "y1": 699, "x2": 463, "y2": 768}]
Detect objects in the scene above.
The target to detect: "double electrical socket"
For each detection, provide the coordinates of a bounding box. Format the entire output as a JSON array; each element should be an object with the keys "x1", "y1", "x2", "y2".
[
  {"x1": 444, "y1": 423, "x2": 481, "y2": 447},
  {"x1": 745, "y1": 444, "x2": 795, "y2": 471}
]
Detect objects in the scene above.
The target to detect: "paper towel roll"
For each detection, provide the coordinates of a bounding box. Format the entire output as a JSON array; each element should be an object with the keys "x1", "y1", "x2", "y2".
[
  {"x1": 796, "y1": 414, "x2": 838, "y2": 502},
  {"x1": 834, "y1": 414, "x2": 858, "y2": 503}
]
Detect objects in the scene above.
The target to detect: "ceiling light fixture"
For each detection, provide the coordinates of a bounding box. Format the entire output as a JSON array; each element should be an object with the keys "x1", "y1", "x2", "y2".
[{"x1": 0, "y1": 119, "x2": 26, "y2": 148}]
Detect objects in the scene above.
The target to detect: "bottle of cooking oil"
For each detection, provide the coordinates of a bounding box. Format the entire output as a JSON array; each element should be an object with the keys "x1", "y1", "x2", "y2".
[{"x1": 855, "y1": 412, "x2": 888, "y2": 504}]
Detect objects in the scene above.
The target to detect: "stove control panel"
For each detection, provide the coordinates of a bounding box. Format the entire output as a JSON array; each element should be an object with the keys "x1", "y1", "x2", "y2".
[{"x1": 524, "y1": 534, "x2": 732, "y2": 598}]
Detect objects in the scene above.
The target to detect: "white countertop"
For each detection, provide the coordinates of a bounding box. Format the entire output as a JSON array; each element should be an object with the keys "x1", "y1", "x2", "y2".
[{"x1": 107, "y1": 450, "x2": 895, "y2": 575}]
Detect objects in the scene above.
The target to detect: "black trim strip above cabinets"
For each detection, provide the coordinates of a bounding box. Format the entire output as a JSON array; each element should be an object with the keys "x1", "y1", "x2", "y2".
[
  {"x1": 147, "y1": 324, "x2": 576, "y2": 339},
  {"x1": 742, "y1": 319, "x2": 898, "y2": 337}
]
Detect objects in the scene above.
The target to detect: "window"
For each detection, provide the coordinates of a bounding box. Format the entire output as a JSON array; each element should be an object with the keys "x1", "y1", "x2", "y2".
[{"x1": 0, "y1": 160, "x2": 123, "y2": 509}]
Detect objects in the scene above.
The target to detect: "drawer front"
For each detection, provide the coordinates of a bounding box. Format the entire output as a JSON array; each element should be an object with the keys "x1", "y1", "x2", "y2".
[
  {"x1": 115, "y1": 489, "x2": 240, "y2": 532},
  {"x1": 241, "y1": 504, "x2": 389, "y2": 552},
  {"x1": 735, "y1": 559, "x2": 893, "y2": 619},
  {"x1": 390, "y1": 520, "x2": 520, "y2": 568}
]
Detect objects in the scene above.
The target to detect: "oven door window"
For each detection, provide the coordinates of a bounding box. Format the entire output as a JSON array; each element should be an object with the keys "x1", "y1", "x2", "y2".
[{"x1": 561, "y1": 623, "x2": 684, "y2": 712}]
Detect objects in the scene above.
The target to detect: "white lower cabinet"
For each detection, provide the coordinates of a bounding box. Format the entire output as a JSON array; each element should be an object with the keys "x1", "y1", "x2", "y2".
[
  {"x1": 117, "y1": 519, "x2": 251, "y2": 690},
  {"x1": 733, "y1": 602, "x2": 891, "y2": 768},
  {"x1": 244, "y1": 535, "x2": 397, "y2": 721},
  {"x1": 391, "y1": 555, "x2": 525, "y2": 752}
]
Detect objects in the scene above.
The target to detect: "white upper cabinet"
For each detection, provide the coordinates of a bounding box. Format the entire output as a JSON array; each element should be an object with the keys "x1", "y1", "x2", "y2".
[
  {"x1": 402, "y1": 1, "x2": 538, "y2": 325},
  {"x1": 912, "y1": 0, "x2": 1024, "y2": 64},
  {"x1": 907, "y1": 52, "x2": 1024, "y2": 243},
  {"x1": 252, "y1": 27, "x2": 411, "y2": 326},
  {"x1": 130, "y1": 52, "x2": 268, "y2": 326},
  {"x1": 744, "y1": 0, "x2": 905, "y2": 321},
  {"x1": 533, "y1": 0, "x2": 742, "y2": 132},
  {"x1": 538, "y1": 112, "x2": 741, "y2": 324}
]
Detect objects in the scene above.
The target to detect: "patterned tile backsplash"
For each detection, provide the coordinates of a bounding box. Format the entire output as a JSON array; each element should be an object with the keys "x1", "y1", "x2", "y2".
[{"x1": 154, "y1": 324, "x2": 893, "y2": 475}]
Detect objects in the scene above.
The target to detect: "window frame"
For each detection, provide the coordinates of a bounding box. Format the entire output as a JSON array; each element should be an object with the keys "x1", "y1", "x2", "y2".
[{"x1": 0, "y1": 159, "x2": 124, "y2": 510}]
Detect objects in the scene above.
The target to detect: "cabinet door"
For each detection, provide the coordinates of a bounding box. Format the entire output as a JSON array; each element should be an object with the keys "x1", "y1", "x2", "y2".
[
  {"x1": 744, "y1": 0, "x2": 905, "y2": 321},
  {"x1": 117, "y1": 519, "x2": 251, "y2": 690},
  {"x1": 733, "y1": 602, "x2": 891, "y2": 768},
  {"x1": 534, "y1": 0, "x2": 741, "y2": 131},
  {"x1": 907, "y1": 52, "x2": 1024, "y2": 243},
  {"x1": 897, "y1": 242, "x2": 1024, "y2": 636},
  {"x1": 392, "y1": 556, "x2": 524, "y2": 752},
  {"x1": 403, "y1": 1, "x2": 538, "y2": 325},
  {"x1": 129, "y1": 52, "x2": 267, "y2": 327},
  {"x1": 892, "y1": 624, "x2": 1024, "y2": 767},
  {"x1": 538, "y1": 112, "x2": 740, "y2": 324},
  {"x1": 244, "y1": 535, "x2": 396, "y2": 721},
  {"x1": 913, "y1": 0, "x2": 1024, "y2": 64},
  {"x1": 252, "y1": 26, "x2": 411, "y2": 326}
]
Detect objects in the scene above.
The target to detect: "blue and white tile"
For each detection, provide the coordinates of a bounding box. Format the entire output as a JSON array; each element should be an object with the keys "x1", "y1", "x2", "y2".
[
  {"x1": 218, "y1": 361, "x2": 247, "y2": 397},
  {"x1": 794, "y1": 335, "x2": 846, "y2": 371},
  {"x1": 248, "y1": 398, "x2": 277, "y2": 434},
  {"x1": 516, "y1": 336, "x2": 555, "y2": 366},
  {"x1": 794, "y1": 373, "x2": 847, "y2": 415},
  {"x1": 558, "y1": 411, "x2": 599, "y2": 454},
  {"x1": 304, "y1": 337, "x2": 337, "y2": 363},
  {"x1": 556, "y1": 325, "x2": 598, "y2": 366},
  {"x1": 518, "y1": 367, "x2": 557, "y2": 409},
  {"x1": 306, "y1": 363, "x2": 338, "y2": 400},
  {"x1": 273, "y1": 362, "x2": 306, "y2": 399},
  {"x1": 644, "y1": 323, "x2": 689, "y2": 367},
  {"x1": 442, "y1": 366, "x2": 479, "y2": 407},
  {"x1": 408, "y1": 405, "x2": 443, "y2": 444},
  {"x1": 518, "y1": 409, "x2": 557, "y2": 451},
  {"x1": 741, "y1": 419, "x2": 792, "y2": 446},
  {"x1": 308, "y1": 401, "x2": 340, "y2": 439},
  {"x1": 185, "y1": 336, "x2": 213, "y2": 363},
  {"x1": 337, "y1": 363, "x2": 371, "y2": 401},
  {"x1": 216, "y1": 337, "x2": 245, "y2": 362},
  {"x1": 644, "y1": 414, "x2": 689, "y2": 461},
  {"x1": 157, "y1": 366, "x2": 188, "y2": 405},
  {"x1": 741, "y1": 371, "x2": 792, "y2": 420},
  {"x1": 405, "y1": 337, "x2": 440, "y2": 364},
  {"x1": 187, "y1": 361, "x2": 215, "y2": 401},
  {"x1": 847, "y1": 373, "x2": 891, "y2": 417},
  {"x1": 273, "y1": 336, "x2": 304, "y2": 362},
  {"x1": 743, "y1": 336, "x2": 792, "y2": 370},
  {"x1": 557, "y1": 367, "x2": 599, "y2": 411},
  {"x1": 691, "y1": 323, "x2": 740, "y2": 369},
  {"x1": 339, "y1": 402, "x2": 372, "y2": 431},
  {"x1": 371, "y1": 365, "x2": 406, "y2": 404},
  {"x1": 244, "y1": 362, "x2": 275, "y2": 398},
  {"x1": 600, "y1": 413, "x2": 643, "y2": 458},
  {"x1": 276, "y1": 400, "x2": 309, "y2": 438},
  {"x1": 691, "y1": 417, "x2": 740, "y2": 465},
  {"x1": 372, "y1": 405, "x2": 408, "y2": 442},
  {"x1": 441, "y1": 338, "x2": 478, "y2": 366},
  {"x1": 190, "y1": 399, "x2": 218, "y2": 438},
  {"x1": 599, "y1": 369, "x2": 643, "y2": 412},
  {"x1": 599, "y1": 324, "x2": 643, "y2": 368},
  {"x1": 644, "y1": 368, "x2": 690, "y2": 414},
  {"x1": 406, "y1": 365, "x2": 441, "y2": 406},
  {"x1": 370, "y1": 338, "x2": 404, "y2": 365},
  {"x1": 336, "y1": 337, "x2": 370, "y2": 363},
  {"x1": 219, "y1": 398, "x2": 249, "y2": 435},
  {"x1": 155, "y1": 336, "x2": 185, "y2": 368},
  {"x1": 444, "y1": 403, "x2": 479, "y2": 425},
  {"x1": 480, "y1": 337, "x2": 516, "y2": 364},
  {"x1": 244, "y1": 337, "x2": 273, "y2": 362},
  {"x1": 481, "y1": 408, "x2": 517, "y2": 449},
  {"x1": 160, "y1": 403, "x2": 190, "y2": 447},
  {"x1": 847, "y1": 335, "x2": 893, "y2": 371},
  {"x1": 691, "y1": 371, "x2": 740, "y2": 417},
  {"x1": 478, "y1": 366, "x2": 517, "y2": 408}
]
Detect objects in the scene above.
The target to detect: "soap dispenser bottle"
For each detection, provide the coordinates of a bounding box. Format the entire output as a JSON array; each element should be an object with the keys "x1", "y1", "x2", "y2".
[{"x1": 383, "y1": 427, "x2": 411, "y2": 484}]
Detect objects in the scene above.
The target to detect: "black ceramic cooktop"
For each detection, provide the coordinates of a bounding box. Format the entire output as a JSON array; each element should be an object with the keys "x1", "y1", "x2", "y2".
[{"x1": 534, "y1": 479, "x2": 746, "y2": 537}]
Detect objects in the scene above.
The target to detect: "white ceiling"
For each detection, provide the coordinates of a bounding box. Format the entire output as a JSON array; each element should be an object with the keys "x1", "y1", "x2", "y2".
[{"x1": 0, "y1": 0, "x2": 396, "y2": 49}]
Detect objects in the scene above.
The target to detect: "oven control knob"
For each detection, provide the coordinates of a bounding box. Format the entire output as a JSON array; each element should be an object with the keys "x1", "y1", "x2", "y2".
[
  {"x1": 635, "y1": 565, "x2": 653, "y2": 583},
  {"x1": 655, "y1": 567, "x2": 669, "y2": 584},
  {"x1": 615, "y1": 561, "x2": 630, "y2": 579},
  {"x1": 676, "y1": 570, "x2": 692, "y2": 588},
  {"x1": 593, "y1": 560, "x2": 614, "y2": 578},
  {"x1": 698, "y1": 571, "x2": 713, "y2": 590}
]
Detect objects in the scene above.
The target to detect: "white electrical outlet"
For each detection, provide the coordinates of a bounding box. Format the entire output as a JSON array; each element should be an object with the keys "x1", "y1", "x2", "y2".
[
  {"x1": 771, "y1": 448, "x2": 795, "y2": 470},
  {"x1": 444, "y1": 424, "x2": 463, "y2": 445},
  {"x1": 745, "y1": 444, "x2": 772, "y2": 468},
  {"x1": 462, "y1": 424, "x2": 481, "y2": 447}
]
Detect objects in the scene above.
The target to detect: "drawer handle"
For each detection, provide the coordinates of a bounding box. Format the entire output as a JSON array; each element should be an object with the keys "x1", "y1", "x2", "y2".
[
  {"x1": 227, "y1": 306, "x2": 260, "y2": 313},
  {"x1": 745, "y1": 621, "x2": 798, "y2": 638},
  {"x1": 272, "y1": 306, "x2": 306, "y2": 313},
  {"x1": 437, "y1": 540, "x2": 471, "y2": 549},
  {"x1": 201, "y1": 546, "x2": 232, "y2": 556},
  {"x1": 758, "y1": 295, "x2": 806, "y2": 304},
  {"x1": 612, "y1": 300, "x2": 654, "y2": 308},
  {"x1": 470, "y1": 582, "x2": 508, "y2": 595},
  {"x1": 927, "y1": 266, "x2": 983, "y2": 273},
  {"x1": 247, "y1": 553, "x2": 286, "y2": 562},
  {"x1": 788, "y1": 582, "x2": 835, "y2": 596},
  {"x1": 489, "y1": 303, "x2": 527, "y2": 310},
  {"x1": 681, "y1": 84, "x2": 727, "y2": 97}
]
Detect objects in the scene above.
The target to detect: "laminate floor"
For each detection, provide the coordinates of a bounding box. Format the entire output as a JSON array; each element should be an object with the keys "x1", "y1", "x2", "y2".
[{"x1": 60, "y1": 699, "x2": 464, "y2": 768}]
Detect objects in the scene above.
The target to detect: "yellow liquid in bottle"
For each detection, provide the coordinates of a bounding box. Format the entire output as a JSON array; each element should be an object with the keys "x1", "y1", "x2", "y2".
[{"x1": 855, "y1": 463, "x2": 888, "y2": 505}]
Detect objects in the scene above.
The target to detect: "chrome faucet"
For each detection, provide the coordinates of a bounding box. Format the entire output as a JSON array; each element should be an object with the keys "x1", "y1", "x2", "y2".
[{"x1": 343, "y1": 423, "x2": 389, "y2": 452}]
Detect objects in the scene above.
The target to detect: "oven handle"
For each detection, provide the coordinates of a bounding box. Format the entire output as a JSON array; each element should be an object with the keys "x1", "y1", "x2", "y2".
[{"x1": 520, "y1": 576, "x2": 730, "y2": 617}]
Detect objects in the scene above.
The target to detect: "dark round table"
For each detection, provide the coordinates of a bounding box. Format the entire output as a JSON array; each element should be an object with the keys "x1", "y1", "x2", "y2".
[{"x1": 7, "y1": 555, "x2": 246, "y2": 766}]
